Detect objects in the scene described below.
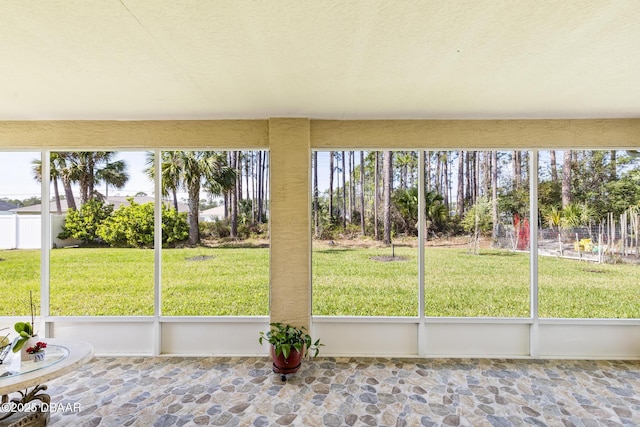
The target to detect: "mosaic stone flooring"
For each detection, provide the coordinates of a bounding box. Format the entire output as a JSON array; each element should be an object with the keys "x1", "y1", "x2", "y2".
[{"x1": 40, "y1": 357, "x2": 639, "y2": 427}]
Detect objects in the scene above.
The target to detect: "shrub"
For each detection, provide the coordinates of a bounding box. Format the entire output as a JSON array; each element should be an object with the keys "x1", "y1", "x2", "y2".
[
  {"x1": 199, "y1": 218, "x2": 231, "y2": 239},
  {"x1": 98, "y1": 198, "x2": 188, "y2": 248},
  {"x1": 58, "y1": 199, "x2": 113, "y2": 244},
  {"x1": 462, "y1": 198, "x2": 493, "y2": 235}
]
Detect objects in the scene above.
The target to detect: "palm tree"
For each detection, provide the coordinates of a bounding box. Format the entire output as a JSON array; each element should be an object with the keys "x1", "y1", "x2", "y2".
[
  {"x1": 146, "y1": 151, "x2": 183, "y2": 211},
  {"x1": 55, "y1": 152, "x2": 78, "y2": 211},
  {"x1": 96, "y1": 158, "x2": 128, "y2": 198},
  {"x1": 32, "y1": 152, "x2": 78, "y2": 213},
  {"x1": 148, "y1": 151, "x2": 236, "y2": 245},
  {"x1": 64, "y1": 152, "x2": 127, "y2": 205},
  {"x1": 32, "y1": 154, "x2": 62, "y2": 214}
]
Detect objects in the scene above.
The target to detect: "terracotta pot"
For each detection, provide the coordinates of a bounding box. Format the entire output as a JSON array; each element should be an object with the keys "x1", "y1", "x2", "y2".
[{"x1": 270, "y1": 345, "x2": 302, "y2": 374}]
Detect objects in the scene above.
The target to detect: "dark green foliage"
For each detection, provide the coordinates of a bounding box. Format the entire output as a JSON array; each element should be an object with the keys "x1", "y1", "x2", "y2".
[
  {"x1": 161, "y1": 205, "x2": 190, "y2": 246},
  {"x1": 498, "y1": 188, "x2": 529, "y2": 217},
  {"x1": 258, "y1": 322, "x2": 322, "y2": 359},
  {"x1": 97, "y1": 198, "x2": 188, "y2": 248},
  {"x1": 603, "y1": 172, "x2": 640, "y2": 217},
  {"x1": 58, "y1": 199, "x2": 113, "y2": 243}
]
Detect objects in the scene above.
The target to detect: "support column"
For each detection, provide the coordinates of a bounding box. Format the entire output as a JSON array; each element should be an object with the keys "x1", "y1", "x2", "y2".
[{"x1": 269, "y1": 118, "x2": 311, "y2": 330}]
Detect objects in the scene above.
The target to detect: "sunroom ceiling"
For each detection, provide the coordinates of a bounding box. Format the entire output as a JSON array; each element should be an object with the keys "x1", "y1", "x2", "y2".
[{"x1": 1, "y1": 1, "x2": 639, "y2": 120}]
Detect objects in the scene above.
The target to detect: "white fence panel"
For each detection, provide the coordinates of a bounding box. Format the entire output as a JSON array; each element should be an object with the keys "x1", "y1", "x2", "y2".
[
  {"x1": 0, "y1": 215, "x2": 18, "y2": 249},
  {"x1": 0, "y1": 214, "x2": 76, "y2": 249},
  {"x1": 16, "y1": 215, "x2": 41, "y2": 249}
]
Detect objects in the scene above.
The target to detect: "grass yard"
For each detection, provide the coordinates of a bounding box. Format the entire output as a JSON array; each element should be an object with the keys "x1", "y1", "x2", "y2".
[{"x1": 1, "y1": 245, "x2": 638, "y2": 318}]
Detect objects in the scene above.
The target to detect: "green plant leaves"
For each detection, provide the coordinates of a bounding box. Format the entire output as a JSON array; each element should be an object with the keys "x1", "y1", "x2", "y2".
[{"x1": 258, "y1": 322, "x2": 322, "y2": 359}]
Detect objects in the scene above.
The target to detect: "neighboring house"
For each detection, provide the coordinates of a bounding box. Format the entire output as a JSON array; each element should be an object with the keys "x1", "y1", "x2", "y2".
[
  {"x1": 199, "y1": 205, "x2": 225, "y2": 222},
  {"x1": 0, "y1": 200, "x2": 17, "y2": 212}
]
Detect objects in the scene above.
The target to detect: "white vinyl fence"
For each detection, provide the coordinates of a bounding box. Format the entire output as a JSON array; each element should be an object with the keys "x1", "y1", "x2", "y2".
[{"x1": 0, "y1": 214, "x2": 77, "y2": 249}]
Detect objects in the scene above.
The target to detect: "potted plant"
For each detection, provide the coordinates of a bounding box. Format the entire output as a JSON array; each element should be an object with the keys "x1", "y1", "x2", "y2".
[
  {"x1": 12, "y1": 291, "x2": 40, "y2": 361},
  {"x1": 25, "y1": 341, "x2": 47, "y2": 362},
  {"x1": 259, "y1": 322, "x2": 322, "y2": 380}
]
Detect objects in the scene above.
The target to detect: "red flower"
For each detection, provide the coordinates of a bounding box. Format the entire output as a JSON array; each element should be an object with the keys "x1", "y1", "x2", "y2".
[{"x1": 26, "y1": 341, "x2": 47, "y2": 354}]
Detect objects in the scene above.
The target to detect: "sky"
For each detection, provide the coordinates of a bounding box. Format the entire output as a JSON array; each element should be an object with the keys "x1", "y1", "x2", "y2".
[
  {"x1": 0, "y1": 151, "x2": 335, "y2": 203},
  {"x1": 0, "y1": 151, "x2": 154, "y2": 201},
  {"x1": 0, "y1": 150, "x2": 583, "y2": 204}
]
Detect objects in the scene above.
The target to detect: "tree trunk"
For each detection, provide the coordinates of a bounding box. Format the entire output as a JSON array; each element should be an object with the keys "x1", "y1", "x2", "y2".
[
  {"x1": 329, "y1": 152, "x2": 334, "y2": 222},
  {"x1": 257, "y1": 152, "x2": 263, "y2": 223},
  {"x1": 187, "y1": 183, "x2": 201, "y2": 245},
  {"x1": 348, "y1": 151, "x2": 354, "y2": 224},
  {"x1": 435, "y1": 152, "x2": 441, "y2": 194},
  {"x1": 443, "y1": 153, "x2": 450, "y2": 210},
  {"x1": 426, "y1": 151, "x2": 431, "y2": 191},
  {"x1": 360, "y1": 151, "x2": 365, "y2": 235},
  {"x1": 474, "y1": 152, "x2": 480, "y2": 204},
  {"x1": 342, "y1": 151, "x2": 347, "y2": 228},
  {"x1": 465, "y1": 152, "x2": 471, "y2": 206},
  {"x1": 172, "y1": 188, "x2": 178, "y2": 211},
  {"x1": 491, "y1": 151, "x2": 498, "y2": 241},
  {"x1": 483, "y1": 151, "x2": 491, "y2": 197},
  {"x1": 250, "y1": 151, "x2": 255, "y2": 224},
  {"x1": 374, "y1": 152, "x2": 379, "y2": 240},
  {"x1": 562, "y1": 150, "x2": 572, "y2": 208},
  {"x1": 550, "y1": 150, "x2": 558, "y2": 181},
  {"x1": 457, "y1": 151, "x2": 464, "y2": 217},
  {"x1": 383, "y1": 151, "x2": 393, "y2": 245},
  {"x1": 62, "y1": 176, "x2": 77, "y2": 211},
  {"x1": 52, "y1": 177, "x2": 62, "y2": 215},
  {"x1": 236, "y1": 151, "x2": 243, "y2": 203},
  {"x1": 230, "y1": 151, "x2": 238, "y2": 238},
  {"x1": 610, "y1": 150, "x2": 617, "y2": 180},
  {"x1": 513, "y1": 151, "x2": 522, "y2": 189}
]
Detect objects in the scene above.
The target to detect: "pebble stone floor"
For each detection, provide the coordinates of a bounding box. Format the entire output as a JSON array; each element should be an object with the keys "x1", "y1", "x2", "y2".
[{"x1": 42, "y1": 356, "x2": 639, "y2": 427}]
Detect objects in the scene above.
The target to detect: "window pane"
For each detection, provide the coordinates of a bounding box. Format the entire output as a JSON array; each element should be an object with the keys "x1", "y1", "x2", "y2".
[
  {"x1": 49, "y1": 151, "x2": 154, "y2": 316},
  {"x1": 538, "y1": 150, "x2": 640, "y2": 318},
  {"x1": 424, "y1": 151, "x2": 530, "y2": 317},
  {"x1": 161, "y1": 150, "x2": 269, "y2": 316},
  {"x1": 312, "y1": 150, "x2": 419, "y2": 316},
  {"x1": 0, "y1": 152, "x2": 41, "y2": 316}
]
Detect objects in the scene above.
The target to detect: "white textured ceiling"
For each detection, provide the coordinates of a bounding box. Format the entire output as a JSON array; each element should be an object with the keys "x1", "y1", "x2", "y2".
[{"x1": 1, "y1": 1, "x2": 639, "y2": 120}]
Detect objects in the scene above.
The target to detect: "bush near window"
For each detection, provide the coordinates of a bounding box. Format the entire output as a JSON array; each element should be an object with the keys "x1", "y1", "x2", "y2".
[
  {"x1": 59, "y1": 197, "x2": 188, "y2": 248},
  {"x1": 58, "y1": 199, "x2": 113, "y2": 244},
  {"x1": 98, "y1": 198, "x2": 188, "y2": 248}
]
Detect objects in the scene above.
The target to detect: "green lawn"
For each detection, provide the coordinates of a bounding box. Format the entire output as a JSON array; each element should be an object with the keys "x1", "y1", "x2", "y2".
[{"x1": 1, "y1": 246, "x2": 638, "y2": 318}]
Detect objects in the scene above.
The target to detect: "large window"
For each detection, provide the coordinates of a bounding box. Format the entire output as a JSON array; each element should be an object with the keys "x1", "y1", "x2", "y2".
[
  {"x1": 0, "y1": 152, "x2": 41, "y2": 316},
  {"x1": 160, "y1": 150, "x2": 270, "y2": 316},
  {"x1": 538, "y1": 150, "x2": 640, "y2": 318},
  {"x1": 423, "y1": 151, "x2": 530, "y2": 317},
  {"x1": 48, "y1": 151, "x2": 154, "y2": 316},
  {"x1": 312, "y1": 151, "x2": 419, "y2": 316}
]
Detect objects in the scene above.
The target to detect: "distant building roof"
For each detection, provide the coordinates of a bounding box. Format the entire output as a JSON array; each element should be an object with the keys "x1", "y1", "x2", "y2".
[
  {"x1": 0, "y1": 200, "x2": 18, "y2": 211},
  {"x1": 10, "y1": 196, "x2": 189, "y2": 214},
  {"x1": 200, "y1": 205, "x2": 225, "y2": 217}
]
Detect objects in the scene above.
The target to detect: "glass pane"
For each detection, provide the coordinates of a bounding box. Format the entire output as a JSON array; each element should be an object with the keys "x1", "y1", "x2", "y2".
[
  {"x1": 0, "y1": 152, "x2": 41, "y2": 316},
  {"x1": 424, "y1": 151, "x2": 530, "y2": 317},
  {"x1": 49, "y1": 151, "x2": 154, "y2": 316},
  {"x1": 312, "y1": 150, "x2": 419, "y2": 316},
  {"x1": 538, "y1": 150, "x2": 640, "y2": 318},
  {"x1": 161, "y1": 150, "x2": 269, "y2": 316}
]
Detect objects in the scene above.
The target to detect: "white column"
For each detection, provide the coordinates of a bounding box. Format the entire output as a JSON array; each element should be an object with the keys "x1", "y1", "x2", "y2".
[{"x1": 529, "y1": 150, "x2": 539, "y2": 358}]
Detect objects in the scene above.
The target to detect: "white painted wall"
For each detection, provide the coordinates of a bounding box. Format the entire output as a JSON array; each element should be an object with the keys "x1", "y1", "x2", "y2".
[{"x1": 3, "y1": 317, "x2": 634, "y2": 359}]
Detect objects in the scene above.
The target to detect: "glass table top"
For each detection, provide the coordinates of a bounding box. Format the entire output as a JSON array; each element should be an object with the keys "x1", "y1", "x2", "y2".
[{"x1": 0, "y1": 345, "x2": 69, "y2": 379}]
